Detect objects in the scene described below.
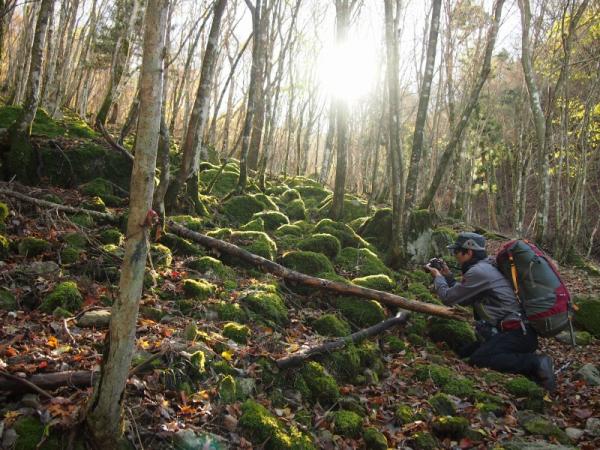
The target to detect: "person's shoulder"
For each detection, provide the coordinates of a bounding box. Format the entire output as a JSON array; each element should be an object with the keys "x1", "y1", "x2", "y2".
[{"x1": 466, "y1": 259, "x2": 495, "y2": 278}]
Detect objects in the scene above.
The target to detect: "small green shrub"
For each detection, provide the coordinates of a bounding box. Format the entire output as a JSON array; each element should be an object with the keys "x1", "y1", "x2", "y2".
[{"x1": 39, "y1": 281, "x2": 82, "y2": 313}]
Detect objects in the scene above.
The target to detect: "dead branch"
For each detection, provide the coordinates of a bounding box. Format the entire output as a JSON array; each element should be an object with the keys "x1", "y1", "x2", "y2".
[
  {"x1": 168, "y1": 221, "x2": 468, "y2": 321},
  {"x1": 276, "y1": 312, "x2": 410, "y2": 369},
  {"x1": 97, "y1": 122, "x2": 135, "y2": 163}
]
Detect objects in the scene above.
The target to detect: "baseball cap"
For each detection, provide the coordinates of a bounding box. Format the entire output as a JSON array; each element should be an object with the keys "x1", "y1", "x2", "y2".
[{"x1": 447, "y1": 232, "x2": 486, "y2": 252}]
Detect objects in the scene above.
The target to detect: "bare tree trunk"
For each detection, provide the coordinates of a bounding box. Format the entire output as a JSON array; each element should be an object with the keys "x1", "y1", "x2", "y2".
[
  {"x1": 164, "y1": 0, "x2": 228, "y2": 213},
  {"x1": 8, "y1": 2, "x2": 40, "y2": 105},
  {"x1": 419, "y1": 0, "x2": 505, "y2": 210},
  {"x1": 404, "y1": 0, "x2": 441, "y2": 212},
  {"x1": 3, "y1": 0, "x2": 54, "y2": 183},
  {"x1": 85, "y1": 1, "x2": 167, "y2": 446},
  {"x1": 319, "y1": 103, "x2": 335, "y2": 184}
]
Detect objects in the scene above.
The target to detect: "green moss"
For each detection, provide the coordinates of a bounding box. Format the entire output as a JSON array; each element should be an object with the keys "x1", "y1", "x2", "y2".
[
  {"x1": 431, "y1": 227, "x2": 458, "y2": 256},
  {"x1": 297, "y1": 361, "x2": 340, "y2": 405},
  {"x1": 574, "y1": 296, "x2": 600, "y2": 337},
  {"x1": 199, "y1": 169, "x2": 239, "y2": 198},
  {"x1": 407, "y1": 283, "x2": 439, "y2": 304},
  {"x1": 318, "y1": 194, "x2": 368, "y2": 223},
  {"x1": 229, "y1": 231, "x2": 277, "y2": 261},
  {"x1": 284, "y1": 198, "x2": 307, "y2": 221},
  {"x1": 182, "y1": 279, "x2": 216, "y2": 300},
  {"x1": 281, "y1": 250, "x2": 335, "y2": 276},
  {"x1": 352, "y1": 274, "x2": 395, "y2": 292},
  {"x1": 169, "y1": 214, "x2": 204, "y2": 232},
  {"x1": 53, "y1": 306, "x2": 72, "y2": 318},
  {"x1": 40, "y1": 281, "x2": 82, "y2": 313},
  {"x1": 442, "y1": 377, "x2": 475, "y2": 397},
  {"x1": 223, "y1": 322, "x2": 250, "y2": 344},
  {"x1": 520, "y1": 413, "x2": 571, "y2": 444},
  {"x1": 158, "y1": 233, "x2": 200, "y2": 256},
  {"x1": 410, "y1": 431, "x2": 438, "y2": 450},
  {"x1": 279, "y1": 188, "x2": 301, "y2": 203},
  {"x1": 295, "y1": 185, "x2": 331, "y2": 205},
  {"x1": 0, "y1": 234, "x2": 10, "y2": 259},
  {"x1": 335, "y1": 296, "x2": 386, "y2": 328},
  {"x1": 61, "y1": 246, "x2": 82, "y2": 264},
  {"x1": 13, "y1": 415, "x2": 62, "y2": 450},
  {"x1": 314, "y1": 218, "x2": 371, "y2": 249},
  {"x1": 190, "y1": 350, "x2": 206, "y2": 373},
  {"x1": 186, "y1": 256, "x2": 234, "y2": 280},
  {"x1": 0, "y1": 202, "x2": 9, "y2": 222},
  {"x1": 313, "y1": 314, "x2": 351, "y2": 337},
  {"x1": 62, "y1": 232, "x2": 87, "y2": 248},
  {"x1": 18, "y1": 237, "x2": 50, "y2": 257},
  {"x1": 406, "y1": 314, "x2": 428, "y2": 335},
  {"x1": 0, "y1": 289, "x2": 17, "y2": 310},
  {"x1": 80, "y1": 178, "x2": 113, "y2": 197},
  {"x1": 150, "y1": 243, "x2": 172, "y2": 268},
  {"x1": 212, "y1": 360, "x2": 237, "y2": 376},
  {"x1": 239, "y1": 400, "x2": 315, "y2": 450},
  {"x1": 206, "y1": 227, "x2": 232, "y2": 239},
  {"x1": 240, "y1": 287, "x2": 288, "y2": 325},
  {"x1": 69, "y1": 213, "x2": 95, "y2": 228},
  {"x1": 428, "y1": 317, "x2": 476, "y2": 352},
  {"x1": 253, "y1": 193, "x2": 279, "y2": 210},
  {"x1": 240, "y1": 217, "x2": 265, "y2": 232},
  {"x1": 102, "y1": 243, "x2": 123, "y2": 257},
  {"x1": 99, "y1": 228, "x2": 124, "y2": 245},
  {"x1": 385, "y1": 335, "x2": 407, "y2": 353},
  {"x1": 407, "y1": 209, "x2": 435, "y2": 239},
  {"x1": 504, "y1": 376, "x2": 543, "y2": 399},
  {"x1": 428, "y1": 393, "x2": 456, "y2": 416},
  {"x1": 298, "y1": 233, "x2": 341, "y2": 259},
  {"x1": 82, "y1": 196, "x2": 106, "y2": 212},
  {"x1": 335, "y1": 247, "x2": 391, "y2": 277},
  {"x1": 252, "y1": 210, "x2": 289, "y2": 231},
  {"x1": 327, "y1": 344, "x2": 362, "y2": 380},
  {"x1": 222, "y1": 194, "x2": 266, "y2": 224},
  {"x1": 330, "y1": 410, "x2": 363, "y2": 438},
  {"x1": 219, "y1": 375, "x2": 237, "y2": 403},
  {"x1": 214, "y1": 302, "x2": 247, "y2": 322},
  {"x1": 395, "y1": 404, "x2": 415, "y2": 425},
  {"x1": 274, "y1": 224, "x2": 303, "y2": 237},
  {"x1": 431, "y1": 416, "x2": 469, "y2": 439},
  {"x1": 348, "y1": 216, "x2": 368, "y2": 232},
  {"x1": 415, "y1": 364, "x2": 454, "y2": 386}
]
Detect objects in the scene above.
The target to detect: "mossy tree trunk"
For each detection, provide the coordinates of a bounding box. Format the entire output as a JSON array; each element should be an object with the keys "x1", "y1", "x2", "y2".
[
  {"x1": 164, "y1": 0, "x2": 228, "y2": 213},
  {"x1": 3, "y1": 0, "x2": 54, "y2": 183},
  {"x1": 85, "y1": 1, "x2": 167, "y2": 446}
]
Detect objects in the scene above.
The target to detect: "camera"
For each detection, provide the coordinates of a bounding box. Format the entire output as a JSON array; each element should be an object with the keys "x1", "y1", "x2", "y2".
[{"x1": 425, "y1": 257, "x2": 445, "y2": 271}]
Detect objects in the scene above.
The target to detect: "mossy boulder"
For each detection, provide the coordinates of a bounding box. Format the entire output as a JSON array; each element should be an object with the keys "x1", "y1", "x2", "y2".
[
  {"x1": 348, "y1": 216, "x2": 368, "y2": 232},
  {"x1": 407, "y1": 282, "x2": 439, "y2": 303},
  {"x1": 428, "y1": 317, "x2": 476, "y2": 352},
  {"x1": 410, "y1": 431, "x2": 438, "y2": 450},
  {"x1": 82, "y1": 196, "x2": 106, "y2": 212},
  {"x1": 313, "y1": 314, "x2": 351, "y2": 337},
  {"x1": 314, "y1": 218, "x2": 371, "y2": 249},
  {"x1": 318, "y1": 194, "x2": 368, "y2": 223},
  {"x1": 0, "y1": 201, "x2": 9, "y2": 222},
  {"x1": 222, "y1": 194, "x2": 266, "y2": 224},
  {"x1": 281, "y1": 250, "x2": 335, "y2": 276},
  {"x1": 239, "y1": 400, "x2": 315, "y2": 450},
  {"x1": 431, "y1": 416, "x2": 469, "y2": 439},
  {"x1": 61, "y1": 246, "x2": 82, "y2": 264},
  {"x1": 218, "y1": 375, "x2": 237, "y2": 403},
  {"x1": 442, "y1": 377, "x2": 475, "y2": 397},
  {"x1": 199, "y1": 169, "x2": 239, "y2": 198},
  {"x1": 206, "y1": 227, "x2": 232, "y2": 239},
  {"x1": 297, "y1": 233, "x2": 341, "y2": 259},
  {"x1": 351, "y1": 274, "x2": 395, "y2": 292},
  {"x1": 335, "y1": 247, "x2": 391, "y2": 277},
  {"x1": 295, "y1": 361, "x2": 340, "y2": 405},
  {"x1": 158, "y1": 232, "x2": 201, "y2": 256},
  {"x1": 574, "y1": 296, "x2": 600, "y2": 337},
  {"x1": 252, "y1": 210, "x2": 289, "y2": 231},
  {"x1": 415, "y1": 363, "x2": 454, "y2": 386},
  {"x1": 395, "y1": 404, "x2": 415, "y2": 425},
  {"x1": 327, "y1": 344, "x2": 362, "y2": 381},
  {"x1": 504, "y1": 376, "x2": 545, "y2": 412},
  {"x1": 69, "y1": 213, "x2": 95, "y2": 228},
  {"x1": 279, "y1": 188, "x2": 301, "y2": 203},
  {"x1": 518, "y1": 411, "x2": 571, "y2": 445},
  {"x1": 170, "y1": 214, "x2": 204, "y2": 232},
  {"x1": 39, "y1": 281, "x2": 83, "y2": 313},
  {"x1": 99, "y1": 228, "x2": 124, "y2": 245},
  {"x1": 330, "y1": 410, "x2": 363, "y2": 438},
  {"x1": 334, "y1": 296, "x2": 386, "y2": 328},
  {"x1": 214, "y1": 301, "x2": 247, "y2": 322},
  {"x1": 275, "y1": 223, "x2": 303, "y2": 237},
  {"x1": 186, "y1": 256, "x2": 234, "y2": 280},
  {"x1": 240, "y1": 217, "x2": 265, "y2": 232},
  {"x1": 239, "y1": 286, "x2": 288, "y2": 325},
  {"x1": 150, "y1": 243, "x2": 172, "y2": 268},
  {"x1": 182, "y1": 279, "x2": 216, "y2": 300},
  {"x1": 229, "y1": 231, "x2": 277, "y2": 261},
  {"x1": 18, "y1": 237, "x2": 50, "y2": 257},
  {"x1": 428, "y1": 393, "x2": 456, "y2": 416},
  {"x1": 431, "y1": 227, "x2": 458, "y2": 256},
  {"x1": 385, "y1": 335, "x2": 407, "y2": 353},
  {"x1": 295, "y1": 185, "x2": 331, "y2": 207},
  {"x1": 223, "y1": 322, "x2": 250, "y2": 344},
  {"x1": 253, "y1": 193, "x2": 279, "y2": 211},
  {"x1": 357, "y1": 208, "x2": 392, "y2": 253},
  {"x1": 0, "y1": 234, "x2": 10, "y2": 258},
  {"x1": 62, "y1": 232, "x2": 87, "y2": 248},
  {"x1": 284, "y1": 198, "x2": 306, "y2": 221},
  {"x1": 0, "y1": 289, "x2": 17, "y2": 310},
  {"x1": 407, "y1": 209, "x2": 435, "y2": 239}
]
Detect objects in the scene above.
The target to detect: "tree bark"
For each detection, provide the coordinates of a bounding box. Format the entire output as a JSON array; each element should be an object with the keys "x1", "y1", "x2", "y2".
[
  {"x1": 85, "y1": 1, "x2": 167, "y2": 446},
  {"x1": 419, "y1": 0, "x2": 505, "y2": 210}
]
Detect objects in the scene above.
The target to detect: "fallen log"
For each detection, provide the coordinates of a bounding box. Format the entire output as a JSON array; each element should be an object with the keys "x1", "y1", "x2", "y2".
[
  {"x1": 0, "y1": 184, "x2": 118, "y2": 223},
  {"x1": 168, "y1": 221, "x2": 468, "y2": 321},
  {"x1": 0, "y1": 370, "x2": 98, "y2": 393},
  {"x1": 276, "y1": 312, "x2": 410, "y2": 369}
]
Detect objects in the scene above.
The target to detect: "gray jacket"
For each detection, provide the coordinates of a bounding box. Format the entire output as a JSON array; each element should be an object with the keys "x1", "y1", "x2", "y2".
[{"x1": 433, "y1": 257, "x2": 522, "y2": 326}]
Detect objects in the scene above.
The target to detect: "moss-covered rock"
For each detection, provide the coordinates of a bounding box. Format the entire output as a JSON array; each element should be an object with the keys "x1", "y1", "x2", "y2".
[
  {"x1": 239, "y1": 286, "x2": 288, "y2": 325},
  {"x1": 284, "y1": 198, "x2": 306, "y2": 221},
  {"x1": 415, "y1": 363, "x2": 454, "y2": 386},
  {"x1": 295, "y1": 185, "x2": 331, "y2": 207},
  {"x1": 239, "y1": 400, "x2": 315, "y2": 450},
  {"x1": 182, "y1": 279, "x2": 216, "y2": 300},
  {"x1": 252, "y1": 210, "x2": 289, "y2": 231},
  {"x1": 206, "y1": 227, "x2": 232, "y2": 239},
  {"x1": 61, "y1": 232, "x2": 87, "y2": 248},
  {"x1": 334, "y1": 296, "x2": 386, "y2": 328},
  {"x1": 82, "y1": 195, "x2": 106, "y2": 212},
  {"x1": 442, "y1": 377, "x2": 475, "y2": 397},
  {"x1": 279, "y1": 188, "x2": 301, "y2": 203},
  {"x1": 574, "y1": 296, "x2": 600, "y2": 337},
  {"x1": 318, "y1": 194, "x2": 368, "y2": 223},
  {"x1": 0, "y1": 289, "x2": 17, "y2": 310},
  {"x1": 18, "y1": 237, "x2": 50, "y2": 257},
  {"x1": 275, "y1": 223, "x2": 303, "y2": 237},
  {"x1": 222, "y1": 194, "x2": 266, "y2": 224},
  {"x1": 223, "y1": 322, "x2": 250, "y2": 344},
  {"x1": 431, "y1": 227, "x2": 458, "y2": 256},
  {"x1": 218, "y1": 374, "x2": 237, "y2": 403},
  {"x1": 253, "y1": 193, "x2": 279, "y2": 211},
  {"x1": 240, "y1": 217, "x2": 265, "y2": 232},
  {"x1": 351, "y1": 274, "x2": 395, "y2": 292},
  {"x1": 313, "y1": 313, "x2": 351, "y2": 337},
  {"x1": 170, "y1": 214, "x2": 204, "y2": 232},
  {"x1": 99, "y1": 228, "x2": 124, "y2": 245},
  {"x1": 214, "y1": 301, "x2": 248, "y2": 322},
  {"x1": 330, "y1": 410, "x2": 363, "y2": 438},
  {"x1": 348, "y1": 216, "x2": 368, "y2": 232},
  {"x1": 150, "y1": 243, "x2": 172, "y2": 268},
  {"x1": 518, "y1": 411, "x2": 571, "y2": 444},
  {"x1": 39, "y1": 281, "x2": 83, "y2": 313},
  {"x1": 199, "y1": 169, "x2": 239, "y2": 198},
  {"x1": 410, "y1": 431, "x2": 438, "y2": 450},
  {"x1": 335, "y1": 247, "x2": 391, "y2": 277},
  {"x1": 61, "y1": 246, "x2": 82, "y2": 264},
  {"x1": 158, "y1": 232, "x2": 201, "y2": 256},
  {"x1": 385, "y1": 335, "x2": 407, "y2": 353},
  {"x1": 186, "y1": 256, "x2": 234, "y2": 281},
  {"x1": 297, "y1": 233, "x2": 341, "y2": 260},
  {"x1": 0, "y1": 201, "x2": 9, "y2": 222},
  {"x1": 504, "y1": 376, "x2": 545, "y2": 412},
  {"x1": 407, "y1": 282, "x2": 439, "y2": 304},
  {"x1": 229, "y1": 231, "x2": 277, "y2": 261},
  {"x1": 0, "y1": 234, "x2": 10, "y2": 259},
  {"x1": 357, "y1": 208, "x2": 392, "y2": 253},
  {"x1": 314, "y1": 218, "x2": 371, "y2": 249},
  {"x1": 428, "y1": 317, "x2": 476, "y2": 352},
  {"x1": 407, "y1": 209, "x2": 435, "y2": 240},
  {"x1": 395, "y1": 404, "x2": 415, "y2": 425},
  {"x1": 431, "y1": 416, "x2": 469, "y2": 439},
  {"x1": 428, "y1": 393, "x2": 456, "y2": 416},
  {"x1": 295, "y1": 361, "x2": 340, "y2": 405},
  {"x1": 327, "y1": 344, "x2": 362, "y2": 381},
  {"x1": 281, "y1": 250, "x2": 335, "y2": 276}
]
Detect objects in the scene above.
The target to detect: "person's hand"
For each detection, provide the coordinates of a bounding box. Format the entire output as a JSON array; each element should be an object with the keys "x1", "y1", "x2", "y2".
[
  {"x1": 425, "y1": 264, "x2": 441, "y2": 278},
  {"x1": 440, "y1": 261, "x2": 451, "y2": 277}
]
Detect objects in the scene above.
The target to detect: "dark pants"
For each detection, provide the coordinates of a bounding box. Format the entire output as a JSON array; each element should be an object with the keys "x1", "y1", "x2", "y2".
[{"x1": 459, "y1": 326, "x2": 539, "y2": 376}]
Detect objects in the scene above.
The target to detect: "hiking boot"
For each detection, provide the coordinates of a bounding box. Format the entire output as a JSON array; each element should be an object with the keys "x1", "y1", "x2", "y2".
[{"x1": 535, "y1": 354, "x2": 556, "y2": 392}]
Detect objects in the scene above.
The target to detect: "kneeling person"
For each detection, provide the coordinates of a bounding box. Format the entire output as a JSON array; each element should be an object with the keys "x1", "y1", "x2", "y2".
[{"x1": 425, "y1": 232, "x2": 556, "y2": 392}]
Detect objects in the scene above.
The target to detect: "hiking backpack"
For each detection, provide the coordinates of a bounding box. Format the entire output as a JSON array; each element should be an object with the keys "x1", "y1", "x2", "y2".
[{"x1": 496, "y1": 239, "x2": 572, "y2": 337}]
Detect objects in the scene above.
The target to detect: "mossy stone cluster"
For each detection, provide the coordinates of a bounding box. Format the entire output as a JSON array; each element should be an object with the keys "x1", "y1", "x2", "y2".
[
  {"x1": 298, "y1": 233, "x2": 341, "y2": 259},
  {"x1": 330, "y1": 410, "x2": 363, "y2": 438},
  {"x1": 239, "y1": 285, "x2": 288, "y2": 325},
  {"x1": 284, "y1": 198, "x2": 307, "y2": 221},
  {"x1": 312, "y1": 313, "x2": 350, "y2": 337},
  {"x1": 317, "y1": 194, "x2": 368, "y2": 223},
  {"x1": 40, "y1": 281, "x2": 83, "y2": 313},
  {"x1": 334, "y1": 296, "x2": 386, "y2": 328},
  {"x1": 150, "y1": 243, "x2": 173, "y2": 268},
  {"x1": 574, "y1": 296, "x2": 600, "y2": 337},
  {"x1": 335, "y1": 247, "x2": 391, "y2": 278},
  {"x1": 294, "y1": 361, "x2": 340, "y2": 405},
  {"x1": 222, "y1": 194, "x2": 266, "y2": 224},
  {"x1": 239, "y1": 400, "x2": 315, "y2": 450},
  {"x1": 252, "y1": 210, "x2": 289, "y2": 231},
  {"x1": 281, "y1": 250, "x2": 335, "y2": 277},
  {"x1": 314, "y1": 218, "x2": 371, "y2": 249},
  {"x1": 182, "y1": 279, "x2": 216, "y2": 300},
  {"x1": 18, "y1": 237, "x2": 50, "y2": 257},
  {"x1": 199, "y1": 169, "x2": 239, "y2": 198},
  {"x1": 223, "y1": 322, "x2": 250, "y2": 344},
  {"x1": 352, "y1": 274, "x2": 395, "y2": 292}
]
